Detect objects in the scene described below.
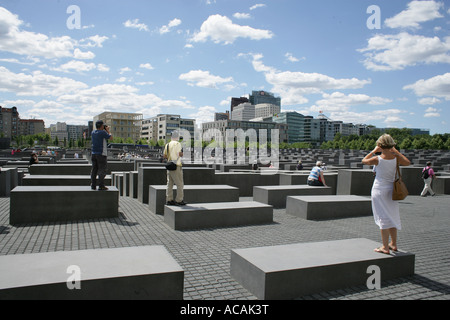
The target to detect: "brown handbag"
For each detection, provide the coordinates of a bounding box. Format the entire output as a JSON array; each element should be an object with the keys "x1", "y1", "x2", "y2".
[{"x1": 392, "y1": 158, "x2": 408, "y2": 201}]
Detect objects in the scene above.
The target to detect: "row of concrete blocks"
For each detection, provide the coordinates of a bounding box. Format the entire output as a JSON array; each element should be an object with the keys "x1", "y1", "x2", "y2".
[
  {"x1": 0, "y1": 238, "x2": 415, "y2": 300},
  {"x1": 10, "y1": 184, "x2": 372, "y2": 228},
  {"x1": 25, "y1": 164, "x2": 450, "y2": 198}
]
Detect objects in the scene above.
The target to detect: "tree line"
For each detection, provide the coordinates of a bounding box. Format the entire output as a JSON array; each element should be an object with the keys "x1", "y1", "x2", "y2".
[
  {"x1": 11, "y1": 128, "x2": 450, "y2": 151},
  {"x1": 319, "y1": 128, "x2": 450, "y2": 150}
]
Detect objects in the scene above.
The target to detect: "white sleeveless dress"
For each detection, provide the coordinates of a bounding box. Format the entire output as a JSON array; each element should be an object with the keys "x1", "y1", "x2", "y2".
[{"x1": 371, "y1": 156, "x2": 401, "y2": 230}]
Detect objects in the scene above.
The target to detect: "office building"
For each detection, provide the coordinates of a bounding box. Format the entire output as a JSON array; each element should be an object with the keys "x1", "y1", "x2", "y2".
[
  {"x1": 249, "y1": 91, "x2": 281, "y2": 107},
  {"x1": 202, "y1": 119, "x2": 288, "y2": 144},
  {"x1": 0, "y1": 106, "x2": 20, "y2": 138},
  {"x1": 214, "y1": 111, "x2": 230, "y2": 121},
  {"x1": 231, "y1": 103, "x2": 255, "y2": 121},
  {"x1": 94, "y1": 111, "x2": 143, "y2": 141},
  {"x1": 231, "y1": 97, "x2": 249, "y2": 112},
  {"x1": 18, "y1": 119, "x2": 45, "y2": 136},
  {"x1": 141, "y1": 114, "x2": 196, "y2": 142},
  {"x1": 255, "y1": 103, "x2": 281, "y2": 119}
]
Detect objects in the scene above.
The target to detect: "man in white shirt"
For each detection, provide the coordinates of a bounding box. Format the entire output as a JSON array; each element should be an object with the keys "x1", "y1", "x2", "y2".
[{"x1": 163, "y1": 131, "x2": 186, "y2": 206}]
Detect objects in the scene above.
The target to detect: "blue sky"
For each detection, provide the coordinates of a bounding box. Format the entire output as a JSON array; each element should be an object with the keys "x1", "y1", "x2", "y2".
[{"x1": 0, "y1": 0, "x2": 449, "y2": 134}]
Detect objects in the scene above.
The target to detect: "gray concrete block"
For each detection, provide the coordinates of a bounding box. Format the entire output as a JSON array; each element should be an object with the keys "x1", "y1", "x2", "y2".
[
  {"x1": 0, "y1": 169, "x2": 11, "y2": 197},
  {"x1": 214, "y1": 172, "x2": 279, "y2": 196},
  {"x1": 29, "y1": 164, "x2": 92, "y2": 175},
  {"x1": 10, "y1": 186, "x2": 119, "y2": 225},
  {"x1": 0, "y1": 246, "x2": 184, "y2": 300},
  {"x1": 433, "y1": 176, "x2": 450, "y2": 194},
  {"x1": 286, "y1": 195, "x2": 372, "y2": 220},
  {"x1": 337, "y1": 169, "x2": 375, "y2": 196},
  {"x1": 279, "y1": 172, "x2": 338, "y2": 194},
  {"x1": 230, "y1": 238, "x2": 415, "y2": 299},
  {"x1": 400, "y1": 166, "x2": 426, "y2": 195},
  {"x1": 138, "y1": 167, "x2": 215, "y2": 204},
  {"x1": 21, "y1": 175, "x2": 111, "y2": 186},
  {"x1": 164, "y1": 201, "x2": 273, "y2": 230},
  {"x1": 253, "y1": 185, "x2": 333, "y2": 208},
  {"x1": 149, "y1": 185, "x2": 239, "y2": 214},
  {"x1": 129, "y1": 171, "x2": 138, "y2": 198}
]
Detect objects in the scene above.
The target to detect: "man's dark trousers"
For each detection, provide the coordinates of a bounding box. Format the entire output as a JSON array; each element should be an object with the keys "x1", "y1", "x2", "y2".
[{"x1": 91, "y1": 154, "x2": 108, "y2": 188}]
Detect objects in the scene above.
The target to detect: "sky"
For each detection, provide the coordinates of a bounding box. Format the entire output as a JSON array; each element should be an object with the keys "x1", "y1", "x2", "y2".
[{"x1": 0, "y1": 0, "x2": 449, "y2": 134}]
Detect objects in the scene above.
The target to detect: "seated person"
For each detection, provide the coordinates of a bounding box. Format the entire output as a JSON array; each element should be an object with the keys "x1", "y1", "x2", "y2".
[{"x1": 307, "y1": 161, "x2": 327, "y2": 187}]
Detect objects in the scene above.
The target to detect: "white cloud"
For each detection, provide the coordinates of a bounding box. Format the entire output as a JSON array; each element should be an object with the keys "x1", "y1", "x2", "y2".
[
  {"x1": 79, "y1": 35, "x2": 109, "y2": 48},
  {"x1": 418, "y1": 97, "x2": 441, "y2": 105},
  {"x1": 123, "y1": 19, "x2": 149, "y2": 32},
  {"x1": 119, "y1": 67, "x2": 132, "y2": 74},
  {"x1": 190, "y1": 14, "x2": 273, "y2": 45},
  {"x1": 179, "y1": 70, "x2": 234, "y2": 89},
  {"x1": 54, "y1": 60, "x2": 97, "y2": 73},
  {"x1": 97, "y1": 64, "x2": 110, "y2": 72},
  {"x1": 248, "y1": 54, "x2": 371, "y2": 105},
  {"x1": 188, "y1": 106, "x2": 217, "y2": 125},
  {"x1": 159, "y1": 18, "x2": 182, "y2": 34},
  {"x1": 0, "y1": 66, "x2": 88, "y2": 96},
  {"x1": 0, "y1": 7, "x2": 76, "y2": 59},
  {"x1": 385, "y1": 0, "x2": 444, "y2": 29},
  {"x1": 316, "y1": 109, "x2": 406, "y2": 125},
  {"x1": 310, "y1": 92, "x2": 392, "y2": 113},
  {"x1": 424, "y1": 107, "x2": 440, "y2": 117},
  {"x1": 359, "y1": 32, "x2": 450, "y2": 71},
  {"x1": 384, "y1": 115, "x2": 406, "y2": 124},
  {"x1": 250, "y1": 4, "x2": 266, "y2": 10},
  {"x1": 139, "y1": 63, "x2": 154, "y2": 70},
  {"x1": 403, "y1": 72, "x2": 450, "y2": 100},
  {"x1": 285, "y1": 52, "x2": 304, "y2": 63},
  {"x1": 233, "y1": 13, "x2": 251, "y2": 19},
  {"x1": 73, "y1": 48, "x2": 95, "y2": 60}
]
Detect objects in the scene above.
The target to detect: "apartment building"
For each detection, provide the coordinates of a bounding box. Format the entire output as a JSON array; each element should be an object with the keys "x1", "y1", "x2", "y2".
[
  {"x1": 141, "y1": 114, "x2": 196, "y2": 142},
  {"x1": 94, "y1": 111, "x2": 143, "y2": 141}
]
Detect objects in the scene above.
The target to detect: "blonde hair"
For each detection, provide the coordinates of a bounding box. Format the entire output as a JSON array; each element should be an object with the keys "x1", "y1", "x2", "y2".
[{"x1": 376, "y1": 134, "x2": 396, "y2": 149}]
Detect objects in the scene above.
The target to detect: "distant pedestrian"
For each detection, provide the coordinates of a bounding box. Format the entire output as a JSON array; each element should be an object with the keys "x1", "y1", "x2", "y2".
[
  {"x1": 296, "y1": 160, "x2": 303, "y2": 170},
  {"x1": 164, "y1": 131, "x2": 186, "y2": 206},
  {"x1": 307, "y1": 161, "x2": 327, "y2": 187},
  {"x1": 90, "y1": 120, "x2": 112, "y2": 191},
  {"x1": 420, "y1": 161, "x2": 436, "y2": 197}
]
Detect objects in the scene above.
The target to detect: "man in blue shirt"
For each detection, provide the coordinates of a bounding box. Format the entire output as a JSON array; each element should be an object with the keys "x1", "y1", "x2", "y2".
[{"x1": 91, "y1": 120, "x2": 112, "y2": 190}]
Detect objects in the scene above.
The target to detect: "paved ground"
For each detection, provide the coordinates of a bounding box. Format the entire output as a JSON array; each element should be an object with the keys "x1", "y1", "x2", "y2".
[{"x1": 0, "y1": 193, "x2": 449, "y2": 300}]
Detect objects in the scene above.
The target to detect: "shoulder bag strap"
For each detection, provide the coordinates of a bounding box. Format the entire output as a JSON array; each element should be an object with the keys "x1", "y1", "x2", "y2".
[{"x1": 395, "y1": 157, "x2": 401, "y2": 179}]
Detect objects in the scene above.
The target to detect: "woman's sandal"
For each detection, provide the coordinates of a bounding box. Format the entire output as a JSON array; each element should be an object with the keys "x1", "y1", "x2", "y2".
[
  {"x1": 374, "y1": 247, "x2": 390, "y2": 254},
  {"x1": 389, "y1": 245, "x2": 398, "y2": 252}
]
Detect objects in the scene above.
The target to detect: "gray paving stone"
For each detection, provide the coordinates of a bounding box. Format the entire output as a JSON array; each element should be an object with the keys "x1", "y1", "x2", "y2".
[{"x1": 0, "y1": 193, "x2": 449, "y2": 300}]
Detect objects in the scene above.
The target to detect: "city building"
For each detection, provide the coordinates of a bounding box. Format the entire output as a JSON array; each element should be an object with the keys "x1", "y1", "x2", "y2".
[
  {"x1": 255, "y1": 103, "x2": 281, "y2": 119},
  {"x1": 67, "y1": 124, "x2": 89, "y2": 141},
  {"x1": 49, "y1": 122, "x2": 68, "y2": 144},
  {"x1": 94, "y1": 111, "x2": 143, "y2": 141},
  {"x1": 141, "y1": 114, "x2": 196, "y2": 142},
  {"x1": 249, "y1": 91, "x2": 281, "y2": 107},
  {"x1": 18, "y1": 119, "x2": 45, "y2": 136},
  {"x1": 0, "y1": 106, "x2": 20, "y2": 138},
  {"x1": 272, "y1": 112, "x2": 307, "y2": 144},
  {"x1": 202, "y1": 119, "x2": 288, "y2": 144},
  {"x1": 214, "y1": 111, "x2": 230, "y2": 121},
  {"x1": 230, "y1": 97, "x2": 249, "y2": 112},
  {"x1": 231, "y1": 103, "x2": 255, "y2": 121}
]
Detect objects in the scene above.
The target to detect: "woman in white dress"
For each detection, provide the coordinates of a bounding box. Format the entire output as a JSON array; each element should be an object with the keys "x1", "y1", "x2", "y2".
[{"x1": 362, "y1": 134, "x2": 410, "y2": 254}]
